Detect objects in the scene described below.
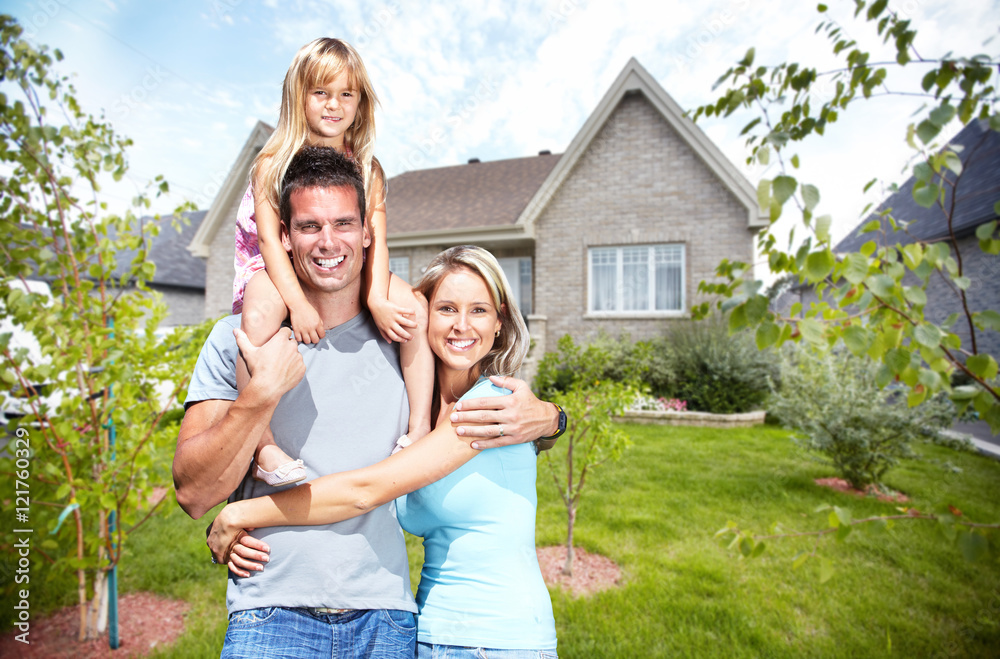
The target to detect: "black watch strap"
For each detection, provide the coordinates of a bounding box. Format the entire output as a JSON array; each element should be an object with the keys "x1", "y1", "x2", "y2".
[{"x1": 541, "y1": 404, "x2": 567, "y2": 440}]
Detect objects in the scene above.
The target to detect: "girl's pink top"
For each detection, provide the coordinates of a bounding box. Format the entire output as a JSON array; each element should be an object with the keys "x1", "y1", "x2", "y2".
[{"x1": 231, "y1": 182, "x2": 264, "y2": 314}]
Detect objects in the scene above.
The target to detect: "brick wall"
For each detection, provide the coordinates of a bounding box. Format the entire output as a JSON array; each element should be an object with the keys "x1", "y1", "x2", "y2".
[{"x1": 533, "y1": 92, "x2": 755, "y2": 350}]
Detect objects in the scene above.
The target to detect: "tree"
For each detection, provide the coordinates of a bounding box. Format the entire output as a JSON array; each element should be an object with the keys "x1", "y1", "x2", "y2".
[
  {"x1": 691, "y1": 1, "x2": 1000, "y2": 431},
  {"x1": 0, "y1": 16, "x2": 208, "y2": 640},
  {"x1": 534, "y1": 335, "x2": 639, "y2": 576}
]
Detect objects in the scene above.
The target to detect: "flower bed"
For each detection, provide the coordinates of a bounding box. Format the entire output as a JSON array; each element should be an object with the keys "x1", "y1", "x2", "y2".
[
  {"x1": 617, "y1": 409, "x2": 767, "y2": 428},
  {"x1": 621, "y1": 397, "x2": 764, "y2": 427}
]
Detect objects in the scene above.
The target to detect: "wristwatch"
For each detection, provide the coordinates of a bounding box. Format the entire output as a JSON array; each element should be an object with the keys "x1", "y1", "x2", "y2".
[{"x1": 541, "y1": 404, "x2": 567, "y2": 440}]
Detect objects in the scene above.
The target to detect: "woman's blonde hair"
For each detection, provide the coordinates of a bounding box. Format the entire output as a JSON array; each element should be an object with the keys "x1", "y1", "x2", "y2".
[
  {"x1": 416, "y1": 246, "x2": 530, "y2": 378},
  {"x1": 250, "y1": 38, "x2": 383, "y2": 219}
]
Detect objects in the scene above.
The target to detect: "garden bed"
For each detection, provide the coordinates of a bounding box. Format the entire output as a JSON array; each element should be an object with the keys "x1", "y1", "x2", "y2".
[{"x1": 617, "y1": 409, "x2": 766, "y2": 428}]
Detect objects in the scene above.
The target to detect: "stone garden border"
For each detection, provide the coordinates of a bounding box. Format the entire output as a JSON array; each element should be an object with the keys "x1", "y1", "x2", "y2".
[{"x1": 617, "y1": 409, "x2": 766, "y2": 428}]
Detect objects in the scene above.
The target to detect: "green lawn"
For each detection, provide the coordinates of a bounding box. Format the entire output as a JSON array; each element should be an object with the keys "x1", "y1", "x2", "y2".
[{"x1": 65, "y1": 424, "x2": 1000, "y2": 656}]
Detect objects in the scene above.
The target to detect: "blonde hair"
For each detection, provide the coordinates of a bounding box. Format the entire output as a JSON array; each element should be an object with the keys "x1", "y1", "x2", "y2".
[
  {"x1": 416, "y1": 246, "x2": 530, "y2": 378},
  {"x1": 250, "y1": 38, "x2": 383, "y2": 220}
]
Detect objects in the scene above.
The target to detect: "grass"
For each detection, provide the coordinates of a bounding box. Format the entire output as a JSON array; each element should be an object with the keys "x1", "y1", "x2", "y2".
[{"x1": 16, "y1": 424, "x2": 1000, "y2": 657}]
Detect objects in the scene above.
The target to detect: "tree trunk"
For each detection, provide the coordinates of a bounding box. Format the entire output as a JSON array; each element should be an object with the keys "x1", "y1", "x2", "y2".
[{"x1": 562, "y1": 503, "x2": 576, "y2": 576}]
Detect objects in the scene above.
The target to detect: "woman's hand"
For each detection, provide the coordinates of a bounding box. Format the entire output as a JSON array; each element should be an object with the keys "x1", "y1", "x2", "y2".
[
  {"x1": 207, "y1": 506, "x2": 270, "y2": 577},
  {"x1": 368, "y1": 296, "x2": 417, "y2": 344},
  {"x1": 450, "y1": 376, "x2": 561, "y2": 449},
  {"x1": 289, "y1": 300, "x2": 325, "y2": 344}
]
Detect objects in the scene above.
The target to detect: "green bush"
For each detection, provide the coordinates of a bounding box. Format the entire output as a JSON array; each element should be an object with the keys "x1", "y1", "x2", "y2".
[
  {"x1": 769, "y1": 347, "x2": 952, "y2": 489},
  {"x1": 536, "y1": 318, "x2": 776, "y2": 414},
  {"x1": 647, "y1": 316, "x2": 778, "y2": 414}
]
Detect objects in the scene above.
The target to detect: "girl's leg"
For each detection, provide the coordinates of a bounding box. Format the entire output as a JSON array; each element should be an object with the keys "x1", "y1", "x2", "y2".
[
  {"x1": 240, "y1": 271, "x2": 305, "y2": 485},
  {"x1": 389, "y1": 273, "x2": 433, "y2": 442}
]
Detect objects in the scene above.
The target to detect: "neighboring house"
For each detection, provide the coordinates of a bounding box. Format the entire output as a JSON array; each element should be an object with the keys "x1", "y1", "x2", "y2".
[
  {"x1": 776, "y1": 118, "x2": 1000, "y2": 359},
  {"x1": 190, "y1": 59, "x2": 766, "y2": 374},
  {"x1": 116, "y1": 211, "x2": 208, "y2": 328}
]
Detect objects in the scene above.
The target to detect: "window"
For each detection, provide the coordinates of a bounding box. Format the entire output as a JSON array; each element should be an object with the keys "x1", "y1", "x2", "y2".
[
  {"x1": 588, "y1": 244, "x2": 684, "y2": 314},
  {"x1": 388, "y1": 256, "x2": 410, "y2": 283},
  {"x1": 498, "y1": 257, "x2": 533, "y2": 315}
]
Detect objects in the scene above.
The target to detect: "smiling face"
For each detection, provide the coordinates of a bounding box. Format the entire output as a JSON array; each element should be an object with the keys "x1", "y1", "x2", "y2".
[
  {"x1": 304, "y1": 68, "x2": 359, "y2": 149},
  {"x1": 427, "y1": 268, "x2": 503, "y2": 383},
  {"x1": 281, "y1": 185, "x2": 370, "y2": 304}
]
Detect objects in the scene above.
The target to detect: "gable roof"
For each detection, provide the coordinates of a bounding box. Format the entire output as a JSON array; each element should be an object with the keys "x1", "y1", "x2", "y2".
[
  {"x1": 188, "y1": 120, "x2": 273, "y2": 257},
  {"x1": 518, "y1": 57, "x2": 767, "y2": 234},
  {"x1": 386, "y1": 153, "x2": 560, "y2": 245},
  {"x1": 837, "y1": 119, "x2": 1000, "y2": 251}
]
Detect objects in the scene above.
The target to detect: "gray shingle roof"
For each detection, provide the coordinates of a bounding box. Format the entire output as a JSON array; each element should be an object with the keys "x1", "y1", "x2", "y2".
[
  {"x1": 114, "y1": 211, "x2": 207, "y2": 289},
  {"x1": 836, "y1": 119, "x2": 1000, "y2": 252},
  {"x1": 385, "y1": 153, "x2": 561, "y2": 234}
]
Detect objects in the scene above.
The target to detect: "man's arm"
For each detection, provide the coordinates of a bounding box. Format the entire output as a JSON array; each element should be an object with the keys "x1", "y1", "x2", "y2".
[
  {"x1": 450, "y1": 375, "x2": 562, "y2": 450},
  {"x1": 172, "y1": 326, "x2": 304, "y2": 519}
]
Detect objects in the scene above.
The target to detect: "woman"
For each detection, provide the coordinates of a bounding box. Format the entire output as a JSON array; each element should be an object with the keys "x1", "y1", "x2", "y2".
[{"x1": 209, "y1": 245, "x2": 558, "y2": 658}]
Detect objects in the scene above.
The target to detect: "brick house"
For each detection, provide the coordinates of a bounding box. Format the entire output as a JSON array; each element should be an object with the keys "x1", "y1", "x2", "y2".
[{"x1": 189, "y1": 58, "x2": 765, "y2": 373}]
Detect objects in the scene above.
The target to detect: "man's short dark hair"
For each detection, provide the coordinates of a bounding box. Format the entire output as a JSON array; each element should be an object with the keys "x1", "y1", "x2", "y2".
[{"x1": 279, "y1": 146, "x2": 366, "y2": 229}]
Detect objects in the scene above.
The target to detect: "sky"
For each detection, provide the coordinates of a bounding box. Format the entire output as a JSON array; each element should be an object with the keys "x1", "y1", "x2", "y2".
[{"x1": 4, "y1": 0, "x2": 999, "y2": 274}]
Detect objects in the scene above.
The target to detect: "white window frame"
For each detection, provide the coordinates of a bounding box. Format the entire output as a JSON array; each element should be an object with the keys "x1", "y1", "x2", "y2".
[{"x1": 586, "y1": 244, "x2": 686, "y2": 318}]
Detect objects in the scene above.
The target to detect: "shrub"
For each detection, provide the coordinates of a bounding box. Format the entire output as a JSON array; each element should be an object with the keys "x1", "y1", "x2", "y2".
[
  {"x1": 647, "y1": 316, "x2": 778, "y2": 414},
  {"x1": 769, "y1": 348, "x2": 952, "y2": 489}
]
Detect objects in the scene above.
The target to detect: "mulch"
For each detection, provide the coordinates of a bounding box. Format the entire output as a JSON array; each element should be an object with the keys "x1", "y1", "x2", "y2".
[
  {"x1": 537, "y1": 545, "x2": 622, "y2": 597},
  {"x1": 0, "y1": 593, "x2": 189, "y2": 658},
  {"x1": 814, "y1": 477, "x2": 910, "y2": 503}
]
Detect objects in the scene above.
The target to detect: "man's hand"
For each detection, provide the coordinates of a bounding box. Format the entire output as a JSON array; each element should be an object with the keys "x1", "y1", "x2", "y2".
[
  {"x1": 450, "y1": 375, "x2": 560, "y2": 449},
  {"x1": 235, "y1": 326, "x2": 306, "y2": 396}
]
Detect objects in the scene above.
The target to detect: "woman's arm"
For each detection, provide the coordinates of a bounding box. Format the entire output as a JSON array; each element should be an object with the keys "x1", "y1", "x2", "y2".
[
  {"x1": 207, "y1": 409, "x2": 480, "y2": 565},
  {"x1": 253, "y1": 177, "x2": 324, "y2": 343},
  {"x1": 362, "y1": 173, "x2": 417, "y2": 343}
]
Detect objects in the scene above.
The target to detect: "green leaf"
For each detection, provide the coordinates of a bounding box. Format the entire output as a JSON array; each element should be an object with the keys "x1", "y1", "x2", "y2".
[
  {"x1": 866, "y1": 274, "x2": 895, "y2": 298},
  {"x1": 802, "y1": 184, "x2": 820, "y2": 211},
  {"x1": 819, "y1": 557, "x2": 835, "y2": 584},
  {"x1": 975, "y1": 220, "x2": 997, "y2": 240},
  {"x1": 914, "y1": 324, "x2": 943, "y2": 348},
  {"x1": 842, "y1": 253, "x2": 869, "y2": 284},
  {"x1": 791, "y1": 154, "x2": 800, "y2": 169},
  {"x1": 756, "y1": 322, "x2": 780, "y2": 350},
  {"x1": 843, "y1": 326, "x2": 873, "y2": 357},
  {"x1": 912, "y1": 182, "x2": 939, "y2": 208},
  {"x1": 973, "y1": 310, "x2": 1000, "y2": 332},
  {"x1": 815, "y1": 215, "x2": 832, "y2": 243},
  {"x1": 916, "y1": 119, "x2": 940, "y2": 144},
  {"x1": 957, "y1": 530, "x2": 988, "y2": 563},
  {"x1": 966, "y1": 355, "x2": 999, "y2": 380},
  {"x1": 792, "y1": 552, "x2": 810, "y2": 570},
  {"x1": 773, "y1": 175, "x2": 798, "y2": 206},
  {"x1": 885, "y1": 348, "x2": 911, "y2": 374},
  {"x1": 805, "y1": 249, "x2": 835, "y2": 281},
  {"x1": 929, "y1": 103, "x2": 957, "y2": 127},
  {"x1": 757, "y1": 178, "x2": 771, "y2": 213},
  {"x1": 833, "y1": 506, "x2": 852, "y2": 526},
  {"x1": 903, "y1": 286, "x2": 927, "y2": 306},
  {"x1": 799, "y1": 318, "x2": 824, "y2": 345},
  {"x1": 953, "y1": 276, "x2": 971, "y2": 290}
]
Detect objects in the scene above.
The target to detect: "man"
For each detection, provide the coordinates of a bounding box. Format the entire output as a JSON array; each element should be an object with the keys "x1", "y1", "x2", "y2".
[{"x1": 172, "y1": 146, "x2": 563, "y2": 657}]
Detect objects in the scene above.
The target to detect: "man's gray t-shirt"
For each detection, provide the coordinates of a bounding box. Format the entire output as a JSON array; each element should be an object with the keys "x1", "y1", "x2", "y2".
[{"x1": 186, "y1": 313, "x2": 416, "y2": 614}]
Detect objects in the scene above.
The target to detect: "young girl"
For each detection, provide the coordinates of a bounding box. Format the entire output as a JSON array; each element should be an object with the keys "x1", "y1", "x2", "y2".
[{"x1": 233, "y1": 38, "x2": 433, "y2": 485}]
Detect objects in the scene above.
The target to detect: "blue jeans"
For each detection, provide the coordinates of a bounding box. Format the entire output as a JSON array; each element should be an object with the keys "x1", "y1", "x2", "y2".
[
  {"x1": 416, "y1": 642, "x2": 557, "y2": 659},
  {"x1": 221, "y1": 607, "x2": 416, "y2": 658}
]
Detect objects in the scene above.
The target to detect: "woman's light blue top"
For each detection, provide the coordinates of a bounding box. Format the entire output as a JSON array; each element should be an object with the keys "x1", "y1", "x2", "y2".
[{"x1": 397, "y1": 376, "x2": 557, "y2": 649}]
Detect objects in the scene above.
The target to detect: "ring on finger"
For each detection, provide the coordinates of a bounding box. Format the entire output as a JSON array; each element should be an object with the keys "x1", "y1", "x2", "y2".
[{"x1": 498, "y1": 424, "x2": 504, "y2": 437}]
